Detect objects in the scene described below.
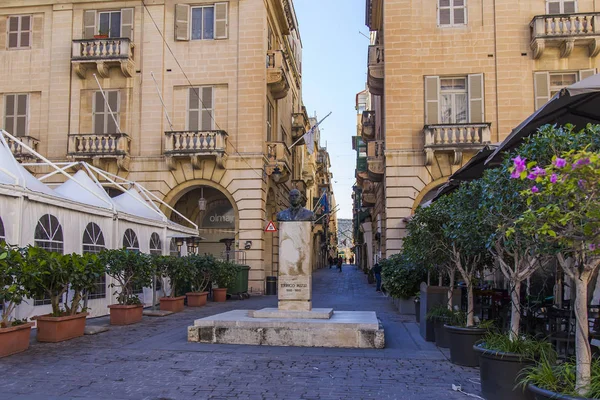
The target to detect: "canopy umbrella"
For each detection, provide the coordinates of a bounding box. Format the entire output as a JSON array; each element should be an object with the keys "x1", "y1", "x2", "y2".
[{"x1": 486, "y1": 73, "x2": 600, "y2": 164}]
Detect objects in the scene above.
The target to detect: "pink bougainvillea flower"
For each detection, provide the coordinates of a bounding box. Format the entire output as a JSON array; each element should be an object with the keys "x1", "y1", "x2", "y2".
[
  {"x1": 553, "y1": 157, "x2": 567, "y2": 168},
  {"x1": 572, "y1": 157, "x2": 591, "y2": 169},
  {"x1": 527, "y1": 173, "x2": 537, "y2": 180},
  {"x1": 513, "y1": 156, "x2": 527, "y2": 173},
  {"x1": 550, "y1": 173, "x2": 558, "y2": 183},
  {"x1": 510, "y1": 170, "x2": 521, "y2": 179},
  {"x1": 578, "y1": 179, "x2": 586, "y2": 189},
  {"x1": 590, "y1": 244, "x2": 597, "y2": 251},
  {"x1": 531, "y1": 166, "x2": 546, "y2": 176},
  {"x1": 531, "y1": 186, "x2": 539, "y2": 193}
]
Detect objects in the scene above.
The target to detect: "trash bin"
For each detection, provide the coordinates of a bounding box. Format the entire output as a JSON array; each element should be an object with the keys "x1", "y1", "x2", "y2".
[
  {"x1": 227, "y1": 265, "x2": 250, "y2": 295},
  {"x1": 266, "y1": 276, "x2": 277, "y2": 295}
]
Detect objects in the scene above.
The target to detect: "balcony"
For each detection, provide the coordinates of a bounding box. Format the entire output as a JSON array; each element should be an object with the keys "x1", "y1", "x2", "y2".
[
  {"x1": 164, "y1": 130, "x2": 228, "y2": 170},
  {"x1": 266, "y1": 141, "x2": 291, "y2": 183},
  {"x1": 6, "y1": 136, "x2": 39, "y2": 161},
  {"x1": 361, "y1": 179, "x2": 376, "y2": 207},
  {"x1": 361, "y1": 111, "x2": 375, "y2": 140},
  {"x1": 267, "y1": 50, "x2": 290, "y2": 100},
  {"x1": 367, "y1": 45, "x2": 384, "y2": 95},
  {"x1": 530, "y1": 13, "x2": 600, "y2": 58},
  {"x1": 71, "y1": 38, "x2": 135, "y2": 79},
  {"x1": 68, "y1": 133, "x2": 131, "y2": 170},
  {"x1": 292, "y1": 111, "x2": 309, "y2": 140},
  {"x1": 355, "y1": 156, "x2": 368, "y2": 183},
  {"x1": 367, "y1": 140, "x2": 384, "y2": 182},
  {"x1": 423, "y1": 123, "x2": 491, "y2": 166}
]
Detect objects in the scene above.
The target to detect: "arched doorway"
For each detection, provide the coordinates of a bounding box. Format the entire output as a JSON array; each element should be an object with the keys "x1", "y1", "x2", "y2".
[{"x1": 170, "y1": 185, "x2": 237, "y2": 259}]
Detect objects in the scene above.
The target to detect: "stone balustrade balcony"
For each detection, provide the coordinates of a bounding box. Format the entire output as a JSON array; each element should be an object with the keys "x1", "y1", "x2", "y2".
[
  {"x1": 361, "y1": 111, "x2": 375, "y2": 140},
  {"x1": 267, "y1": 50, "x2": 290, "y2": 100},
  {"x1": 164, "y1": 130, "x2": 228, "y2": 170},
  {"x1": 71, "y1": 38, "x2": 135, "y2": 79},
  {"x1": 6, "y1": 136, "x2": 39, "y2": 161},
  {"x1": 530, "y1": 13, "x2": 600, "y2": 58},
  {"x1": 68, "y1": 133, "x2": 131, "y2": 170},
  {"x1": 367, "y1": 140, "x2": 384, "y2": 182},
  {"x1": 292, "y1": 111, "x2": 309, "y2": 140},
  {"x1": 367, "y1": 45, "x2": 384, "y2": 95},
  {"x1": 423, "y1": 123, "x2": 491, "y2": 166},
  {"x1": 266, "y1": 141, "x2": 292, "y2": 182}
]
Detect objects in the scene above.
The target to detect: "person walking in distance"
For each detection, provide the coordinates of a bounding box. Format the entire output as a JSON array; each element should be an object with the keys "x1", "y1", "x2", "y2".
[
  {"x1": 373, "y1": 262, "x2": 382, "y2": 292},
  {"x1": 328, "y1": 256, "x2": 334, "y2": 269},
  {"x1": 337, "y1": 257, "x2": 343, "y2": 272}
]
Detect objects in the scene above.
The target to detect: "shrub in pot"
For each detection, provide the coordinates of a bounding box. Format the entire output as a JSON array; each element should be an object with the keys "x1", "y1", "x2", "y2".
[
  {"x1": 23, "y1": 248, "x2": 104, "y2": 342},
  {"x1": 154, "y1": 255, "x2": 187, "y2": 313},
  {"x1": 212, "y1": 260, "x2": 240, "y2": 302},
  {"x1": 100, "y1": 249, "x2": 152, "y2": 325},
  {"x1": 186, "y1": 255, "x2": 215, "y2": 307},
  {"x1": 380, "y1": 254, "x2": 426, "y2": 313},
  {"x1": 0, "y1": 246, "x2": 35, "y2": 357},
  {"x1": 426, "y1": 304, "x2": 455, "y2": 348}
]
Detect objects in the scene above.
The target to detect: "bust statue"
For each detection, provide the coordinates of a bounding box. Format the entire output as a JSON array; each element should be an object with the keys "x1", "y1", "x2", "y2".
[{"x1": 276, "y1": 189, "x2": 314, "y2": 221}]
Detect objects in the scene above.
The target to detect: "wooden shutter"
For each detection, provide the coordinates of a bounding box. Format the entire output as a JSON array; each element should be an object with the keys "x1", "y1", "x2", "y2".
[
  {"x1": 4, "y1": 95, "x2": 15, "y2": 136},
  {"x1": 564, "y1": 1, "x2": 577, "y2": 13},
  {"x1": 547, "y1": 1, "x2": 561, "y2": 13},
  {"x1": 188, "y1": 88, "x2": 199, "y2": 131},
  {"x1": 201, "y1": 87, "x2": 213, "y2": 130},
  {"x1": 175, "y1": 4, "x2": 190, "y2": 41},
  {"x1": 106, "y1": 91, "x2": 119, "y2": 134},
  {"x1": 16, "y1": 94, "x2": 28, "y2": 136},
  {"x1": 0, "y1": 18, "x2": 5, "y2": 49},
  {"x1": 32, "y1": 14, "x2": 43, "y2": 49},
  {"x1": 534, "y1": 71, "x2": 550, "y2": 110},
  {"x1": 120, "y1": 8, "x2": 134, "y2": 40},
  {"x1": 215, "y1": 2, "x2": 228, "y2": 39},
  {"x1": 579, "y1": 69, "x2": 596, "y2": 81},
  {"x1": 19, "y1": 16, "x2": 31, "y2": 48},
  {"x1": 424, "y1": 76, "x2": 440, "y2": 125},
  {"x1": 468, "y1": 74, "x2": 484, "y2": 123},
  {"x1": 93, "y1": 91, "x2": 104, "y2": 134},
  {"x1": 83, "y1": 10, "x2": 96, "y2": 39}
]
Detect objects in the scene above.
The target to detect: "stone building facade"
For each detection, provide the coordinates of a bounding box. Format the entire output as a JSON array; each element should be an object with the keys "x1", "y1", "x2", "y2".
[
  {"x1": 0, "y1": 0, "x2": 335, "y2": 292},
  {"x1": 355, "y1": 0, "x2": 599, "y2": 262}
]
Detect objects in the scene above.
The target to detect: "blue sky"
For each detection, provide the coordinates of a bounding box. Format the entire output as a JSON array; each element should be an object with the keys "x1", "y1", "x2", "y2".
[{"x1": 294, "y1": 0, "x2": 369, "y2": 219}]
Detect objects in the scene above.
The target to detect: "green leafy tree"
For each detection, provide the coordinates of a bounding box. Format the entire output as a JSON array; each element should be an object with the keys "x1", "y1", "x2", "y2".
[
  {"x1": 154, "y1": 255, "x2": 189, "y2": 298},
  {"x1": 515, "y1": 149, "x2": 600, "y2": 395},
  {"x1": 380, "y1": 254, "x2": 426, "y2": 299},
  {"x1": 100, "y1": 249, "x2": 152, "y2": 305},
  {"x1": 212, "y1": 260, "x2": 240, "y2": 289},
  {"x1": 188, "y1": 254, "x2": 216, "y2": 293},
  {"x1": 0, "y1": 245, "x2": 31, "y2": 327}
]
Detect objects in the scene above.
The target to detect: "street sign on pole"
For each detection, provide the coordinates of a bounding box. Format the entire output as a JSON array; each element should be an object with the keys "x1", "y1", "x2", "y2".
[{"x1": 265, "y1": 221, "x2": 278, "y2": 232}]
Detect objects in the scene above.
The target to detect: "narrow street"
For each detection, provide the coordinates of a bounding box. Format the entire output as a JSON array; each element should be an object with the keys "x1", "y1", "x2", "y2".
[{"x1": 0, "y1": 266, "x2": 480, "y2": 400}]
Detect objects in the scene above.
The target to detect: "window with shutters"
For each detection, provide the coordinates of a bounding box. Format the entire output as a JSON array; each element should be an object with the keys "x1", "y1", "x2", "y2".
[
  {"x1": 4, "y1": 94, "x2": 29, "y2": 137},
  {"x1": 93, "y1": 91, "x2": 120, "y2": 134},
  {"x1": 547, "y1": 0, "x2": 577, "y2": 14},
  {"x1": 83, "y1": 223, "x2": 106, "y2": 300},
  {"x1": 440, "y1": 78, "x2": 468, "y2": 124},
  {"x1": 550, "y1": 72, "x2": 578, "y2": 96},
  {"x1": 7, "y1": 15, "x2": 32, "y2": 49},
  {"x1": 188, "y1": 87, "x2": 214, "y2": 131},
  {"x1": 98, "y1": 11, "x2": 121, "y2": 38},
  {"x1": 83, "y1": 9, "x2": 133, "y2": 40},
  {"x1": 175, "y1": 3, "x2": 227, "y2": 41},
  {"x1": 533, "y1": 69, "x2": 594, "y2": 110},
  {"x1": 438, "y1": 0, "x2": 467, "y2": 27},
  {"x1": 266, "y1": 99, "x2": 274, "y2": 141}
]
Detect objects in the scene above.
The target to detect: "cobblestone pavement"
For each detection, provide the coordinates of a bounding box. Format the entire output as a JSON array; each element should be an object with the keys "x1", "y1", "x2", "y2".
[{"x1": 0, "y1": 266, "x2": 481, "y2": 400}]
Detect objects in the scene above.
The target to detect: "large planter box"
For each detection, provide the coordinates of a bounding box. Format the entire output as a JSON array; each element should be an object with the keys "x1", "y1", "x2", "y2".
[
  {"x1": 446, "y1": 325, "x2": 486, "y2": 367},
  {"x1": 527, "y1": 384, "x2": 598, "y2": 400},
  {"x1": 0, "y1": 322, "x2": 34, "y2": 358},
  {"x1": 36, "y1": 313, "x2": 88, "y2": 343},
  {"x1": 160, "y1": 296, "x2": 185, "y2": 313},
  {"x1": 186, "y1": 292, "x2": 208, "y2": 307},
  {"x1": 392, "y1": 297, "x2": 415, "y2": 315},
  {"x1": 433, "y1": 319, "x2": 450, "y2": 348},
  {"x1": 108, "y1": 304, "x2": 143, "y2": 325},
  {"x1": 474, "y1": 344, "x2": 534, "y2": 400},
  {"x1": 419, "y1": 283, "x2": 461, "y2": 342},
  {"x1": 213, "y1": 288, "x2": 227, "y2": 302}
]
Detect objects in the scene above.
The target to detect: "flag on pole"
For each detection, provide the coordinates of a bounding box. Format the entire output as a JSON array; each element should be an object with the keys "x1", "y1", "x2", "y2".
[
  {"x1": 319, "y1": 191, "x2": 329, "y2": 214},
  {"x1": 305, "y1": 124, "x2": 316, "y2": 155}
]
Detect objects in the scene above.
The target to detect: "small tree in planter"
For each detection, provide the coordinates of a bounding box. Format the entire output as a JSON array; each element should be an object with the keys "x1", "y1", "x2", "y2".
[
  {"x1": 0, "y1": 245, "x2": 36, "y2": 357},
  {"x1": 212, "y1": 260, "x2": 240, "y2": 302},
  {"x1": 100, "y1": 249, "x2": 152, "y2": 325},
  {"x1": 154, "y1": 255, "x2": 188, "y2": 313},
  {"x1": 186, "y1": 254, "x2": 216, "y2": 307},
  {"x1": 380, "y1": 254, "x2": 426, "y2": 313},
  {"x1": 516, "y1": 149, "x2": 600, "y2": 396}
]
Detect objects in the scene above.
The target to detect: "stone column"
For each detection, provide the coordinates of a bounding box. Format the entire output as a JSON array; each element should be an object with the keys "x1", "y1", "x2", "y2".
[{"x1": 278, "y1": 221, "x2": 312, "y2": 311}]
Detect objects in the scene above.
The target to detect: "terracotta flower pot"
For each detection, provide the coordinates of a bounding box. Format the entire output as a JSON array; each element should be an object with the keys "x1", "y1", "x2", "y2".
[
  {"x1": 159, "y1": 296, "x2": 186, "y2": 313},
  {"x1": 36, "y1": 313, "x2": 88, "y2": 343},
  {"x1": 108, "y1": 304, "x2": 143, "y2": 325},
  {"x1": 0, "y1": 322, "x2": 34, "y2": 358},
  {"x1": 186, "y1": 292, "x2": 208, "y2": 307},
  {"x1": 213, "y1": 288, "x2": 227, "y2": 302}
]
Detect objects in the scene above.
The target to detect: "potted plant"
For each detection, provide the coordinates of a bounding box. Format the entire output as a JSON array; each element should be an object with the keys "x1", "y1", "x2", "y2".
[
  {"x1": 155, "y1": 255, "x2": 188, "y2": 313},
  {"x1": 0, "y1": 245, "x2": 35, "y2": 357},
  {"x1": 515, "y1": 148, "x2": 600, "y2": 397},
  {"x1": 426, "y1": 304, "x2": 456, "y2": 348},
  {"x1": 186, "y1": 254, "x2": 215, "y2": 307},
  {"x1": 24, "y1": 248, "x2": 103, "y2": 342},
  {"x1": 101, "y1": 249, "x2": 152, "y2": 325},
  {"x1": 380, "y1": 254, "x2": 426, "y2": 314},
  {"x1": 212, "y1": 260, "x2": 239, "y2": 302},
  {"x1": 94, "y1": 29, "x2": 109, "y2": 39}
]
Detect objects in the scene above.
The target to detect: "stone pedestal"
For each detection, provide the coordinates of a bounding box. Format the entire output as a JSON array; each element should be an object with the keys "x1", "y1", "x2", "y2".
[{"x1": 278, "y1": 221, "x2": 312, "y2": 311}]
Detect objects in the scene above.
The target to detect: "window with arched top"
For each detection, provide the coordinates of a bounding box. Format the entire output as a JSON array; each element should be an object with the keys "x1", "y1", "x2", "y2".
[
  {"x1": 169, "y1": 238, "x2": 180, "y2": 257},
  {"x1": 149, "y1": 232, "x2": 162, "y2": 256},
  {"x1": 83, "y1": 223, "x2": 107, "y2": 299},
  {"x1": 34, "y1": 214, "x2": 64, "y2": 253},
  {"x1": 122, "y1": 228, "x2": 139, "y2": 251},
  {"x1": 0, "y1": 216, "x2": 5, "y2": 243}
]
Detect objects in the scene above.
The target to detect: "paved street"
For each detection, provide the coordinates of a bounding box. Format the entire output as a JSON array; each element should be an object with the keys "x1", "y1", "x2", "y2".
[{"x1": 0, "y1": 266, "x2": 481, "y2": 400}]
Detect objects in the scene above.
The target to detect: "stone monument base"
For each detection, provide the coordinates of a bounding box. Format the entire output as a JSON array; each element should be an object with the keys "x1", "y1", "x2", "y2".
[
  {"x1": 249, "y1": 307, "x2": 333, "y2": 319},
  {"x1": 187, "y1": 309, "x2": 385, "y2": 349}
]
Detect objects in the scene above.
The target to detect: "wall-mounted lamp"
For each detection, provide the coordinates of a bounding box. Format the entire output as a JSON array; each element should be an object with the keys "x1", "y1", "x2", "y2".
[
  {"x1": 244, "y1": 241, "x2": 252, "y2": 250},
  {"x1": 198, "y1": 187, "x2": 207, "y2": 211},
  {"x1": 271, "y1": 165, "x2": 282, "y2": 182},
  {"x1": 175, "y1": 237, "x2": 184, "y2": 251}
]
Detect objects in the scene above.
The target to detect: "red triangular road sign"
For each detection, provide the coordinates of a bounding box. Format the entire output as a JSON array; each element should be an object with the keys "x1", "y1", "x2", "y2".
[{"x1": 265, "y1": 221, "x2": 278, "y2": 232}]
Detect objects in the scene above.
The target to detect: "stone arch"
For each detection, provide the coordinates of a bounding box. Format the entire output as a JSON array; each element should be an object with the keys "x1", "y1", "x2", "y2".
[{"x1": 411, "y1": 177, "x2": 448, "y2": 213}]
